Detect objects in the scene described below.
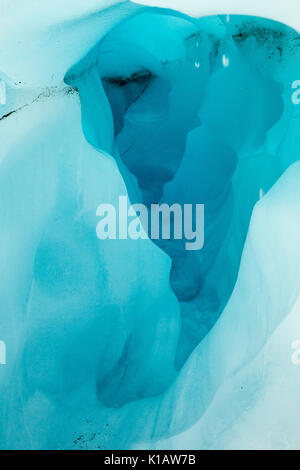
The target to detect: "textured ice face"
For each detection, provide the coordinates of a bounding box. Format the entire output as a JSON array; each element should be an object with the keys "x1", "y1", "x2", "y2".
[{"x1": 0, "y1": 0, "x2": 300, "y2": 450}]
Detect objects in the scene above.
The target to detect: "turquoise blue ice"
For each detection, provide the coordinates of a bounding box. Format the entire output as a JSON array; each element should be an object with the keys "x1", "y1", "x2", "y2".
[{"x1": 0, "y1": 0, "x2": 300, "y2": 450}]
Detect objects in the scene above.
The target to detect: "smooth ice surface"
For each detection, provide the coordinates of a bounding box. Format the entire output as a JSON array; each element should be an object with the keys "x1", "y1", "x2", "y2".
[
  {"x1": 134, "y1": 0, "x2": 300, "y2": 33},
  {"x1": 0, "y1": 0, "x2": 300, "y2": 450}
]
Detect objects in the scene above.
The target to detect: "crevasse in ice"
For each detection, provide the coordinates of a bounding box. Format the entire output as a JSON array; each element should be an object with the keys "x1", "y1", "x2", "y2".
[{"x1": 0, "y1": 0, "x2": 300, "y2": 450}]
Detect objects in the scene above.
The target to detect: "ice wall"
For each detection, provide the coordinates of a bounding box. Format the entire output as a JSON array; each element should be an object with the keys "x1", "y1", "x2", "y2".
[{"x1": 0, "y1": 0, "x2": 299, "y2": 450}]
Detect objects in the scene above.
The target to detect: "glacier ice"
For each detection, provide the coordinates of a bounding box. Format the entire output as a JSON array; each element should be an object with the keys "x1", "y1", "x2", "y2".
[{"x1": 0, "y1": 0, "x2": 300, "y2": 450}]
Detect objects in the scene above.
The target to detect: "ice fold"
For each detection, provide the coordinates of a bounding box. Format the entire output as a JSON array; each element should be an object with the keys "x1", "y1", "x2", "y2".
[{"x1": 0, "y1": 0, "x2": 300, "y2": 451}]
